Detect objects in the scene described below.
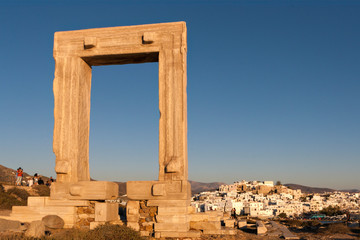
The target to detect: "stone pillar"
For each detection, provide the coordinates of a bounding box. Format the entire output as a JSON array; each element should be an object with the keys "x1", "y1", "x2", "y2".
[
  {"x1": 158, "y1": 46, "x2": 188, "y2": 182},
  {"x1": 53, "y1": 57, "x2": 91, "y2": 183}
]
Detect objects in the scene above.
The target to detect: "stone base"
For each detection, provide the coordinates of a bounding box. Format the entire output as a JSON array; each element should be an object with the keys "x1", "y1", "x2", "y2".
[
  {"x1": 154, "y1": 222, "x2": 190, "y2": 232},
  {"x1": 203, "y1": 227, "x2": 237, "y2": 235},
  {"x1": 224, "y1": 218, "x2": 236, "y2": 228},
  {"x1": 95, "y1": 202, "x2": 119, "y2": 222},
  {"x1": 190, "y1": 221, "x2": 221, "y2": 230},
  {"x1": 238, "y1": 219, "x2": 247, "y2": 228},
  {"x1": 51, "y1": 181, "x2": 118, "y2": 200},
  {"x1": 127, "y1": 180, "x2": 191, "y2": 201},
  {"x1": 189, "y1": 212, "x2": 239, "y2": 236},
  {"x1": 156, "y1": 230, "x2": 201, "y2": 238},
  {"x1": 126, "y1": 199, "x2": 193, "y2": 237},
  {"x1": 15, "y1": 206, "x2": 75, "y2": 226},
  {"x1": 124, "y1": 199, "x2": 240, "y2": 237},
  {"x1": 2, "y1": 196, "x2": 119, "y2": 228},
  {"x1": 256, "y1": 221, "x2": 267, "y2": 235},
  {"x1": 190, "y1": 211, "x2": 222, "y2": 222}
]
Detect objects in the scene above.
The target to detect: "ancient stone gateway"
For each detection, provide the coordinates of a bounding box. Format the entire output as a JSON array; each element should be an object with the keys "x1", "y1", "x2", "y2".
[
  {"x1": 51, "y1": 22, "x2": 192, "y2": 237},
  {"x1": 3, "y1": 22, "x2": 194, "y2": 238}
]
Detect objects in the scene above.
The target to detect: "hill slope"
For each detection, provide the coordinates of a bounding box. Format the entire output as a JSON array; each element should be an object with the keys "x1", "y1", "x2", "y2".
[
  {"x1": 189, "y1": 181, "x2": 225, "y2": 194},
  {"x1": 0, "y1": 164, "x2": 29, "y2": 183},
  {"x1": 285, "y1": 183, "x2": 359, "y2": 193},
  {"x1": 0, "y1": 164, "x2": 49, "y2": 184}
]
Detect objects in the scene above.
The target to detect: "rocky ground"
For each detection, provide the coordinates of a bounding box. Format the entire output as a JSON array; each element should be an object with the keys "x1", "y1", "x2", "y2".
[
  {"x1": 0, "y1": 216, "x2": 358, "y2": 240},
  {"x1": 200, "y1": 231, "x2": 360, "y2": 240},
  {"x1": 1, "y1": 208, "x2": 359, "y2": 239}
]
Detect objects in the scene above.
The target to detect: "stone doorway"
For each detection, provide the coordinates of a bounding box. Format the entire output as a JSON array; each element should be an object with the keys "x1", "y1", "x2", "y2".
[
  {"x1": 4, "y1": 22, "x2": 192, "y2": 238},
  {"x1": 52, "y1": 22, "x2": 188, "y2": 185},
  {"x1": 51, "y1": 22, "x2": 192, "y2": 236}
]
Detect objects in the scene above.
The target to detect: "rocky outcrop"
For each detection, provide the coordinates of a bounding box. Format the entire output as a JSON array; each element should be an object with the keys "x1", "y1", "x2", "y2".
[
  {"x1": 25, "y1": 220, "x2": 45, "y2": 238},
  {"x1": 0, "y1": 219, "x2": 22, "y2": 232}
]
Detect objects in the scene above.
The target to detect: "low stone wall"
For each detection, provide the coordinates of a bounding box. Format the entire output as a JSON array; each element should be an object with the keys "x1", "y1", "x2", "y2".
[
  {"x1": 76, "y1": 201, "x2": 95, "y2": 228},
  {"x1": 126, "y1": 200, "x2": 158, "y2": 237},
  {"x1": 139, "y1": 200, "x2": 157, "y2": 236}
]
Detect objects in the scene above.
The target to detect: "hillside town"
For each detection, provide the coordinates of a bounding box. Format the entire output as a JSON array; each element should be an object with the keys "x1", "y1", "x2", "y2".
[{"x1": 191, "y1": 180, "x2": 360, "y2": 219}]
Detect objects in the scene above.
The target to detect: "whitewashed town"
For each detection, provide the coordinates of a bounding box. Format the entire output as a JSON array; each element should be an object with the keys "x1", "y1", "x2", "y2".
[{"x1": 191, "y1": 180, "x2": 360, "y2": 219}]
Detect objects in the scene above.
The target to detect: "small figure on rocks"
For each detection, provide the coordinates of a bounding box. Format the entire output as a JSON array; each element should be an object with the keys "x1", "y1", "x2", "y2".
[
  {"x1": 38, "y1": 177, "x2": 44, "y2": 185},
  {"x1": 231, "y1": 208, "x2": 236, "y2": 219},
  {"x1": 34, "y1": 173, "x2": 39, "y2": 185},
  {"x1": 16, "y1": 167, "x2": 23, "y2": 186},
  {"x1": 28, "y1": 177, "x2": 34, "y2": 187}
]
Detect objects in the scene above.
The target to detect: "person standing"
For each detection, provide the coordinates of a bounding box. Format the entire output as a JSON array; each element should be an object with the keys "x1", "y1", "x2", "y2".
[
  {"x1": 231, "y1": 208, "x2": 237, "y2": 219},
  {"x1": 28, "y1": 178, "x2": 34, "y2": 187},
  {"x1": 38, "y1": 177, "x2": 44, "y2": 185},
  {"x1": 34, "y1": 173, "x2": 39, "y2": 185},
  {"x1": 16, "y1": 167, "x2": 23, "y2": 186}
]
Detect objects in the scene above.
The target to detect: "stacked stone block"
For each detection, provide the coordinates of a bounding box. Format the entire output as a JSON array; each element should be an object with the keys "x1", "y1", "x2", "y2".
[
  {"x1": 188, "y1": 211, "x2": 237, "y2": 236},
  {"x1": 126, "y1": 199, "x2": 201, "y2": 238},
  {"x1": 257, "y1": 220, "x2": 267, "y2": 235},
  {"x1": 139, "y1": 201, "x2": 157, "y2": 236},
  {"x1": 190, "y1": 211, "x2": 221, "y2": 234},
  {"x1": 2, "y1": 196, "x2": 120, "y2": 229},
  {"x1": 76, "y1": 202, "x2": 95, "y2": 228}
]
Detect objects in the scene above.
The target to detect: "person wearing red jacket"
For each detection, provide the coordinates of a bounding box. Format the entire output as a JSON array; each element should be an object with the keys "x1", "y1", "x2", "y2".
[{"x1": 16, "y1": 167, "x2": 23, "y2": 186}]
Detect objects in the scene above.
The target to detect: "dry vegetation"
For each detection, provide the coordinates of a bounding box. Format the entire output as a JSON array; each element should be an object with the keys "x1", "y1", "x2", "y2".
[
  {"x1": 0, "y1": 224, "x2": 144, "y2": 240},
  {"x1": 0, "y1": 184, "x2": 50, "y2": 210},
  {"x1": 0, "y1": 184, "x2": 27, "y2": 209},
  {"x1": 282, "y1": 219, "x2": 360, "y2": 239},
  {"x1": 50, "y1": 224, "x2": 144, "y2": 240},
  {"x1": 32, "y1": 185, "x2": 50, "y2": 196},
  {"x1": 320, "y1": 223, "x2": 351, "y2": 234}
]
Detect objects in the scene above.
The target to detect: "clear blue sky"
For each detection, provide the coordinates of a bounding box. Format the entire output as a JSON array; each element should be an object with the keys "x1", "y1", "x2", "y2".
[{"x1": 0, "y1": 0, "x2": 359, "y2": 190}]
